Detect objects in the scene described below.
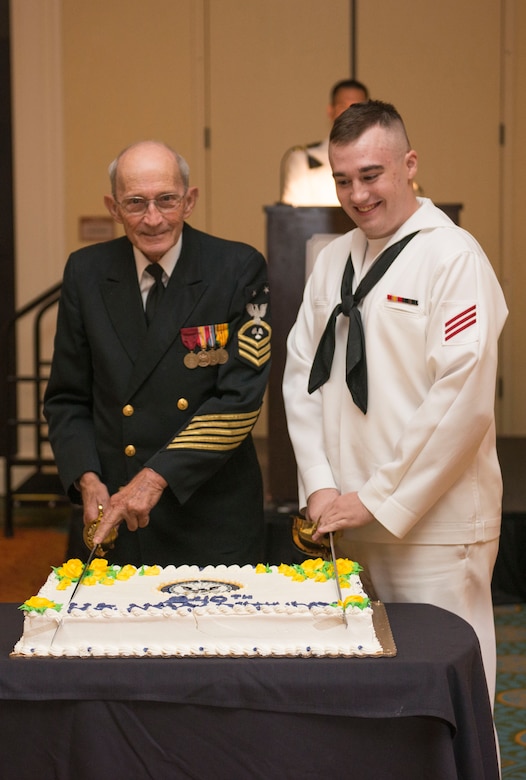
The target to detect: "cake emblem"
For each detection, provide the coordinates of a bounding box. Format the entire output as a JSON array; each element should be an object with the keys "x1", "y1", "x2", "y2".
[{"x1": 160, "y1": 579, "x2": 242, "y2": 596}]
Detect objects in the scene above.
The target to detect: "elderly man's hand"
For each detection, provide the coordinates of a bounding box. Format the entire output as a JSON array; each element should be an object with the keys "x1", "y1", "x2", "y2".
[
  {"x1": 92, "y1": 468, "x2": 167, "y2": 545},
  {"x1": 78, "y1": 471, "x2": 110, "y2": 529}
]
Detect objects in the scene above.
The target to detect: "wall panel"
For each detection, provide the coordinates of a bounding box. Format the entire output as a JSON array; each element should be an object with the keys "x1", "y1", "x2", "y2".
[{"x1": 207, "y1": 0, "x2": 350, "y2": 251}]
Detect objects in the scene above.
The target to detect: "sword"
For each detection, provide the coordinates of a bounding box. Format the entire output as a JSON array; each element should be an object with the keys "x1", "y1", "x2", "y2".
[
  {"x1": 49, "y1": 504, "x2": 103, "y2": 648},
  {"x1": 329, "y1": 531, "x2": 348, "y2": 628}
]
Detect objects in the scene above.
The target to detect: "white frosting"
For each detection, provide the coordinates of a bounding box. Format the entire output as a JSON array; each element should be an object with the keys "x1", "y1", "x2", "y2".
[{"x1": 12, "y1": 563, "x2": 382, "y2": 658}]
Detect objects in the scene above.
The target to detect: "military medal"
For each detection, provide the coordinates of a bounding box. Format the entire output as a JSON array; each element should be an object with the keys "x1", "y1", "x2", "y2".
[
  {"x1": 184, "y1": 352, "x2": 199, "y2": 368},
  {"x1": 205, "y1": 324, "x2": 219, "y2": 365},
  {"x1": 180, "y1": 323, "x2": 230, "y2": 367},
  {"x1": 215, "y1": 322, "x2": 229, "y2": 364},
  {"x1": 197, "y1": 349, "x2": 210, "y2": 367},
  {"x1": 208, "y1": 348, "x2": 219, "y2": 366},
  {"x1": 195, "y1": 326, "x2": 211, "y2": 366},
  {"x1": 181, "y1": 327, "x2": 200, "y2": 369}
]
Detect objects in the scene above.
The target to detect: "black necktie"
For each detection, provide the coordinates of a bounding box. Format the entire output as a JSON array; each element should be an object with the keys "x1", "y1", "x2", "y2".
[
  {"x1": 144, "y1": 264, "x2": 165, "y2": 326},
  {"x1": 308, "y1": 231, "x2": 418, "y2": 413}
]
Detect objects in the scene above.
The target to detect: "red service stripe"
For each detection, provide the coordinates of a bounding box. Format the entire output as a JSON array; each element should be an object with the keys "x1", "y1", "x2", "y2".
[
  {"x1": 445, "y1": 315, "x2": 477, "y2": 341},
  {"x1": 445, "y1": 304, "x2": 476, "y2": 328},
  {"x1": 445, "y1": 310, "x2": 477, "y2": 337}
]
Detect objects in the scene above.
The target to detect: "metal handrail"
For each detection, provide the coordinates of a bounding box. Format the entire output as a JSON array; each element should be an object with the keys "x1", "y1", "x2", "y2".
[{"x1": 3, "y1": 282, "x2": 65, "y2": 537}]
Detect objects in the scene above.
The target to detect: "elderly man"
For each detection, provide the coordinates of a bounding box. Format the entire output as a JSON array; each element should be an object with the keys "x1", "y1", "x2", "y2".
[
  {"x1": 283, "y1": 101, "x2": 507, "y2": 707},
  {"x1": 45, "y1": 141, "x2": 271, "y2": 566}
]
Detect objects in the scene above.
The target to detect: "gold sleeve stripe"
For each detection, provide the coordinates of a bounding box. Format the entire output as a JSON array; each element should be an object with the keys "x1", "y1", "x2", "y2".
[
  {"x1": 180, "y1": 425, "x2": 254, "y2": 437},
  {"x1": 185, "y1": 411, "x2": 260, "y2": 423},
  {"x1": 167, "y1": 441, "x2": 245, "y2": 451},
  {"x1": 167, "y1": 437, "x2": 248, "y2": 451},
  {"x1": 166, "y1": 409, "x2": 261, "y2": 451}
]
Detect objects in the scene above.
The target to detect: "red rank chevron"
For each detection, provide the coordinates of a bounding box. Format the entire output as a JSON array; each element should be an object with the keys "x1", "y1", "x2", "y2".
[{"x1": 444, "y1": 304, "x2": 477, "y2": 342}]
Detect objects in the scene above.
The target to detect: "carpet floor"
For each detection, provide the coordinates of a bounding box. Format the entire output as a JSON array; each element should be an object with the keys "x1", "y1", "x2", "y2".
[
  {"x1": 0, "y1": 528, "x2": 67, "y2": 601},
  {"x1": 495, "y1": 604, "x2": 526, "y2": 778}
]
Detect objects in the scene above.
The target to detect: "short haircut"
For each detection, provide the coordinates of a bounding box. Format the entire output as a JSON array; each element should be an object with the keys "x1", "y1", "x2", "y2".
[
  {"x1": 108, "y1": 141, "x2": 190, "y2": 197},
  {"x1": 330, "y1": 99, "x2": 411, "y2": 148},
  {"x1": 330, "y1": 78, "x2": 369, "y2": 103}
]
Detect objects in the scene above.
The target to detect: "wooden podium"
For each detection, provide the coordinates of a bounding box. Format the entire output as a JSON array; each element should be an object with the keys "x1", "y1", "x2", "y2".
[{"x1": 265, "y1": 203, "x2": 462, "y2": 506}]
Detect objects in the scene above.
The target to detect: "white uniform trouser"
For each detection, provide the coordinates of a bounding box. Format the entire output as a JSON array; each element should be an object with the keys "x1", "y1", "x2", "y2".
[{"x1": 338, "y1": 537, "x2": 499, "y2": 708}]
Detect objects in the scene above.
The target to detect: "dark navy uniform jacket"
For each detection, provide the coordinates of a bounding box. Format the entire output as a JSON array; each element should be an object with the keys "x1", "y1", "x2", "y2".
[{"x1": 44, "y1": 223, "x2": 271, "y2": 566}]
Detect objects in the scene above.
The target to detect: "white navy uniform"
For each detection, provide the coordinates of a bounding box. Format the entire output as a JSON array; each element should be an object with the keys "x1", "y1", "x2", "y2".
[
  {"x1": 280, "y1": 139, "x2": 340, "y2": 206},
  {"x1": 283, "y1": 198, "x2": 508, "y2": 703}
]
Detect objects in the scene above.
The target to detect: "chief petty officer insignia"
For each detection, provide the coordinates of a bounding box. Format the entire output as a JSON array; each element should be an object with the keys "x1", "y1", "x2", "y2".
[{"x1": 238, "y1": 284, "x2": 271, "y2": 369}]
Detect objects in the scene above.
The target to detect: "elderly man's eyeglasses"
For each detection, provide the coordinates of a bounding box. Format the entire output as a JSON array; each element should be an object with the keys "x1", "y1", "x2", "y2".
[{"x1": 116, "y1": 192, "x2": 186, "y2": 216}]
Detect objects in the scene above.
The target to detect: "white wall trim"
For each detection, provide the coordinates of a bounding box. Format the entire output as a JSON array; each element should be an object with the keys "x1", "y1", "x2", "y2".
[
  {"x1": 3, "y1": 1, "x2": 65, "y2": 495},
  {"x1": 10, "y1": 0, "x2": 65, "y2": 306}
]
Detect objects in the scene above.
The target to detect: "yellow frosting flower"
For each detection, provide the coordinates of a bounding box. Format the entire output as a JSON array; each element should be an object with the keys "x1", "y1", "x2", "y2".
[
  {"x1": 116, "y1": 565, "x2": 137, "y2": 581},
  {"x1": 82, "y1": 575, "x2": 99, "y2": 587},
  {"x1": 142, "y1": 565, "x2": 161, "y2": 576},
  {"x1": 336, "y1": 559, "x2": 357, "y2": 575},
  {"x1": 57, "y1": 558, "x2": 84, "y2": 580},
  {"x1": 56, "y1": 578, "x2": 72, "y2": 591},
  {"x1": 90, "y1": 559, "x2": 109, "y2": 574},
  {"x1": 277, "y1": 564, "x2": 295, "y2": 577},
  {"x1": 270, "y1": 557, "x2": 360, "y2": 587},
  {"x1": 337, "y1": 594, "x2": 369, "y2": 611},
  {"x1": 25, "y1": 596, "x2": 55, "y2": 609},
  {"x1": 292, "y1": 572, "x2": 306, "y2": 581},
  {"x1": 20, "y1": 596, "x2": 62, "y2": 613}
]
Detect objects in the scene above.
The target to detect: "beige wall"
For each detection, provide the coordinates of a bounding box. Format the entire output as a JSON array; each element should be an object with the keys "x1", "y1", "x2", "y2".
[
  {"x1": 60, "y1": 0, "x2": 208, "y2": 248},
  {"x1": 9, "y1": 0, "x2": 526, "y2": 443},
  {"x1": 59, "y1": 0, "x2": 351, "y2": 252},
  {"x1": 358, "y1": 0, "x2": 501, "y2": 263},
  {"x1": 502, "y1": 0, "x2": 526, "y2": 432}
]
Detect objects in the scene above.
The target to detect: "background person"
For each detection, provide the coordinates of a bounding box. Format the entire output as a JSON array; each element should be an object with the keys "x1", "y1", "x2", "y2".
[
  {"x1": 280, "y1": 78, "x2": 369, "y2": 206},
  {"x1": 44, "y1": 140, "x2": 271, "y2": 567}
]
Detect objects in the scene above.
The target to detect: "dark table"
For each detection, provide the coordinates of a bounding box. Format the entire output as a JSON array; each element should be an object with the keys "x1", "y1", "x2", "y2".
[{"x1": 0, "y1": 603, "x2": 498, "y2": 780}]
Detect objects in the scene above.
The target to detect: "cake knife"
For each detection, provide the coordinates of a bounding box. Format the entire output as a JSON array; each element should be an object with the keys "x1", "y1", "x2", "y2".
[
  {"x1": 49, "y1": 505, "x2": 102, "y2": 648},
  {"x1": 329, "y1": 531, "x2": 348, "y2": 628}
]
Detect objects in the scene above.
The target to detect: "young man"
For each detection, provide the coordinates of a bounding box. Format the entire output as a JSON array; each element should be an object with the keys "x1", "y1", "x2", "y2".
[{"x1": 283, "y1": 101, "x2": 507, "y2": 705}]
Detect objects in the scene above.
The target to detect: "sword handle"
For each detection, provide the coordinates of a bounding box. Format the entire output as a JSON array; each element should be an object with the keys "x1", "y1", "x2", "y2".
[{"x1": 83, "y1": 504, "x2": 118, "y2": 556}]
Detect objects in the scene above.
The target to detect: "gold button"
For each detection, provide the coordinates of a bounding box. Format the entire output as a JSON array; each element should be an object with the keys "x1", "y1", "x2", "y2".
[
  {"x1": 177, "y1": 398, "x2": 189, "y2": 411},
  {"x1": 122, "y1": 404, "x2": 134, "y2": 417},
  {"x1": 124, "y1": 445, "x2": 136, "y2": 457}
]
